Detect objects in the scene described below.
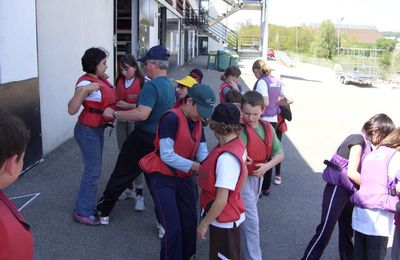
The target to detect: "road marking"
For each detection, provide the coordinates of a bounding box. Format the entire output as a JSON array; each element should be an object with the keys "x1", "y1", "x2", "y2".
[{"x1": 9, "y1": 193, "x2": 40, "y2": 211}]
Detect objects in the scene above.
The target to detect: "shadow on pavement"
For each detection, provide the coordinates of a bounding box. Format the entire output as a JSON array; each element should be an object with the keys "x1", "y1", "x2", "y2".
[
  {"x1": 281, "y1": 74, "x2": 322, "y2": 83},
  {"x1": 4, "y1": 55, "x2": 341, "y2": 259}
]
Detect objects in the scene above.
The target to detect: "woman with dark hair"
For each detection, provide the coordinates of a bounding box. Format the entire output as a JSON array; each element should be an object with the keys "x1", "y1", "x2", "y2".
[
  {"x1": 68, "y1": 47, "x2": 117, "y2": 226},
  {"x1": 302, "y1": 113, "x2": 395, "y2": 260}
]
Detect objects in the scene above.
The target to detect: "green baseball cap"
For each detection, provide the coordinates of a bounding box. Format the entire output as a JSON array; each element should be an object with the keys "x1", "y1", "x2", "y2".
[{"x1": 187, "y1": 84, "x2": 216, "y2": 118}]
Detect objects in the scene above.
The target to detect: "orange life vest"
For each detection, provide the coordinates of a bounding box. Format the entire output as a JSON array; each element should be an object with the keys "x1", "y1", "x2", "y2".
[
  {"x1": 116, "y1": 76, "x2": 142, "y2": 107},
  {"x1": 77, "y1": 74, "x2": 117, "y2": 128},
  {"x1": 198, "y1": 137, "x2": 246, "y2": 223},
  {"x1": 244, "y1": 119, "x2": 273, "y2": 175},
  {"x1": 218, "y1": 81, "x2": 232, "y2": 103},
  {"x1": 139, "y1": 108, "x2": 203, "y2": 177},
  {"x1": 275, "y1": 114, "x2": 288, "y2": 133}
]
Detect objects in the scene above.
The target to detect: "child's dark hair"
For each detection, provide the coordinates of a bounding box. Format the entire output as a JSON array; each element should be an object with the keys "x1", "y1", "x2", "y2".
[
  {"x1": 241, "y1": 91, "x2": 265, "y2": 109},
  {"x1": 362, "y1": 113, "x2": 395, "y2": 144},
  {"x1": 220, "y1": 66, "x2": 241, "y2": 81},
  {"x1": 81, "y1": 47, "x2": 108, "y2": 74},
  {"x1": 118, "y1": 54, "x2": 145, "y2": 86},
  {"x1": 0, "y1": 110, "x2": 30, "y2": 167},
  {"x1": 209, "y1": 120, "x2": 242, "y2": 136},
  {"x1": 224, "y1": 90, "x2": 243, "y2": 104}
]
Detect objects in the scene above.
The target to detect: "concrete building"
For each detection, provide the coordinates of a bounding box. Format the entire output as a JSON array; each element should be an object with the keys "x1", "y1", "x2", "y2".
[{"x1": 0, "y1": 0, "x2": 201, "y2": 170}]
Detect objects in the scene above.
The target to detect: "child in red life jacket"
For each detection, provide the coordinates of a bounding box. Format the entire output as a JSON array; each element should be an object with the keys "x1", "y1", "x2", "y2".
[
  {"x1": 113, "y1": 55, "x2": 147, "y2": 211},
  {"x1": 219, "y1": 66, "x2": 243, "y2": 103},
  {"x1": 68, "y1": 47, "x2": 117, "y2": 226},
  {"x1": 197, "y1": 103, "x2": 247, "y2": 260},
  {"x1": 239, "y1": 91, "x2": 284, "y2": 259},
  {"x1": 0, "y1": 110, "x2": 33, "y2": 260},
  {"x1": 173, "y1": 75, "x2": 197, "y2": 108},
  {"x1": 352, "y1": 128, "x2": 400, "y2": 260},
  {"x1": 140, "y1": 84, "x2": 216, "y2": 260}
]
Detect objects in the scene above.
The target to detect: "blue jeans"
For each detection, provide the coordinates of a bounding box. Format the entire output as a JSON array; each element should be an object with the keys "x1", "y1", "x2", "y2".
[{"x1": 74, "y1": 122, "x2": 105, "y2": 217}]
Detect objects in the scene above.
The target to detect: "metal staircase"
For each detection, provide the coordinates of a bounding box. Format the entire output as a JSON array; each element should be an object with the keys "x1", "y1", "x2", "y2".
[
  {"x1": 183, "y1": 0, "x2": 264, "y2": 54},
  {"x1": 207, "y1": 20, "x2": 239, "y2": 50},
  {"x1": 208, "y1": 1, "x2": 262, "y2": 26}
]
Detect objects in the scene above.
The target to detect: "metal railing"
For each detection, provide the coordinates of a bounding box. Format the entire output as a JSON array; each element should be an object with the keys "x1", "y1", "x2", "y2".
[
  {"x1": 208, "y1": 19, "x2": 239, "y2": 51},
  {"x1": 182, "y1": 9, "x2": 207, "y2": 27}
]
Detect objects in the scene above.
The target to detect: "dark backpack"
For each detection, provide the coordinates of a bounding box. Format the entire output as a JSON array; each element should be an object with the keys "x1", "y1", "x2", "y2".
[{"x1": 279, "y1": 105, "x2": 292, "y2": 121}]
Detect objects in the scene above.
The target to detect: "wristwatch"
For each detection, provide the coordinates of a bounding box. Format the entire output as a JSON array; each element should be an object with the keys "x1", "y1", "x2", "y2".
[{"x1": 112, "y1": 110, "x2": 119, "y2": 119}]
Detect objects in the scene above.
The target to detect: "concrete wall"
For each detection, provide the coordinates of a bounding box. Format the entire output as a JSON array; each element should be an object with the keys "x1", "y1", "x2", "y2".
[
  {"x1": 0, "y1": 0, "x2": 38, "y2": 83},
  {"x1": 36, "y1": 0, "x2": 114, "y2": 155}
]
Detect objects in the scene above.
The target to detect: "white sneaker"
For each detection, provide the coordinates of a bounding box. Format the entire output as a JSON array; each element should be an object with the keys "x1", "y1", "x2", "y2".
[
  {"x1": 118, "y1": 188, "x2": 136, "y2": 200},
  {"x1": 156, "y1": 222, "x2": 165, "y2": 239},
  {"x1": 273, "y1": 176, "x2": 282, "y2": 185},
  {"x1": 134, "y1": 195, "x2": 145, "y2": 211},
  {"x1": 100, "y1": 216, "x2": 110, "y2": 225}
]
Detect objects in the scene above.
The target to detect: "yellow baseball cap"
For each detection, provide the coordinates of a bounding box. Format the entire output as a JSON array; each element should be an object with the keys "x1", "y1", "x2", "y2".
[{"x1": 174, "y1": 76, "x2": 197, "y2": 88}]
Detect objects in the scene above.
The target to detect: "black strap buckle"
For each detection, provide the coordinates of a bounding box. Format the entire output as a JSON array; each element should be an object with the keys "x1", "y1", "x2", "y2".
[{"x1": 88, "y1": 108, "x2": 104, "y2": 114}]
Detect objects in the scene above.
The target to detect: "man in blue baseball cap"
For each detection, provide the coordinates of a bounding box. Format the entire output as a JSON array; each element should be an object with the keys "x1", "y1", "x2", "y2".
[
  {"x1": 98, "y1": 45, "x2": 175, "y2": 234},
  {"x1": 138, "y1": 45, "x2": 170, "y2": 62}
]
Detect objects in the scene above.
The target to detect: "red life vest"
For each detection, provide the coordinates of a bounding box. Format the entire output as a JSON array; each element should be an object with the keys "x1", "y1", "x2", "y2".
[
  {"x1": 116, "y1": 76, "x2": 142, "y2": 107},
  {"x1": 173, "y1": 98, "x2": 184, "y2": 108},
  {"x1": 139, "y1": 108, "x2": 203, "y2": 177},
  {"x1": 244, "y1": 119, "x2": 273, "y2": 175},
  {"x1": 77, "y1": 74, "x2": 117, "y2": 128},
  {"x1": 0, "y1": 191, "x2": 33, "y2": 260},
  {"x1": 198, "y1": 137, "x2": 247, "y2": 223},
  {"x1": 275, "y1": 114, "x2": 288, "y2": 133},
  {"x1": 219, "y1": 81, "x2": 232, "y2": 103}
]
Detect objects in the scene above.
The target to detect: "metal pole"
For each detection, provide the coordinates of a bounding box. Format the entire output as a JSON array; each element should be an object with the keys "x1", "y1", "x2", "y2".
[
  {"x1": 260, "y1": 0, "x2": 269, "y2": 58},
  {"x1": 337, "y1": 17, "x2": 344, "y2": 56},
  {"x1": 296, "y1": 26, "x2": 299, "y2": 53}
]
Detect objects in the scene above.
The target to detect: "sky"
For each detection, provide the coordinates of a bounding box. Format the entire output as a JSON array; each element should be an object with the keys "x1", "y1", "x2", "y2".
[{"x1": 229, "y1": 0, "x2": 400, "y2": 32}]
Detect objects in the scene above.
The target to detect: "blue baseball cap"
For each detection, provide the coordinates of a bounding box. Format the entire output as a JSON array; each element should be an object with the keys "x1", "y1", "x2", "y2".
[{"x1": 138, "y1": 45, "x2": 170, "y2": 62}]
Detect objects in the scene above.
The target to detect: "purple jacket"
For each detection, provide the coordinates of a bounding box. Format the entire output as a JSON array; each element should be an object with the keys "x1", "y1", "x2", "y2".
[
  {"x1": 253, "y1": 76, "x2": 281, "y2": 118},
  {"x1": 351, "y1": 146, "x2": 399, "y2": 212},
  {"x1": 322, "y1": 134, "x2": 372, "y2": 192}
]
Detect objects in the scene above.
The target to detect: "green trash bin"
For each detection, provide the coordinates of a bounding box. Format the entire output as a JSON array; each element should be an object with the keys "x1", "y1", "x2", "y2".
[
  {"x1": 217, "y1": 50, "x2": 230, "y2": 71},
  {"x1": 207, "y1": 51, "x2": 217, "y2": 70},
  {"x1": 229, "y1": 52, "x2": 240, "y2": 66}
]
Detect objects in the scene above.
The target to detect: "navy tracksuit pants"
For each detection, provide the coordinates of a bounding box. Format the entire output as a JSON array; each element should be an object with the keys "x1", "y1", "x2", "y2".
[
  {"x1": 302, "y1": 183, "x2": 354, "y2": 260},
  {"x1": 148, "y1": 172, "x2": 197, "y2": 260}
]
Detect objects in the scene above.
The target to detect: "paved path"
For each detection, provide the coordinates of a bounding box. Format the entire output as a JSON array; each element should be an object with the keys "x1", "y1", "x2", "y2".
[{"x1": 5, "y1": 56, "x2": 399, "y2": 259}]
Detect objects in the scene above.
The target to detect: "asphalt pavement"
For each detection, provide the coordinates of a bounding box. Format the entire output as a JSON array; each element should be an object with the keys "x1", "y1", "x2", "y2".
[{"x1": 5, "y1": 55, "x2": 400, "y2": 259}]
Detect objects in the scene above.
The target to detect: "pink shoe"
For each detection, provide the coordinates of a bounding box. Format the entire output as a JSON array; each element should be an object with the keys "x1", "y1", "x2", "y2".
[{"x1": 73, "y1": 212, "x2": 101, "y2": 226}]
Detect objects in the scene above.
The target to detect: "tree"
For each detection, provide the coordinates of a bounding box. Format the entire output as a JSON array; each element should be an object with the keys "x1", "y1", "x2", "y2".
[
  {"x1": 375, "y1": 38, "x2": 397, "y2": 67},
  {"x1": 311, "y1": 20, "x2": 336, "y2": 59},
  {"x1": 392, "y1": 51, "x2": 400, "y2": 73},
  {"x1": 237, "y1": 21, "x2": 260, "y2": 48},
  {"x1": 375, "y1": 37, "x2": 397, "y2": 52}
]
